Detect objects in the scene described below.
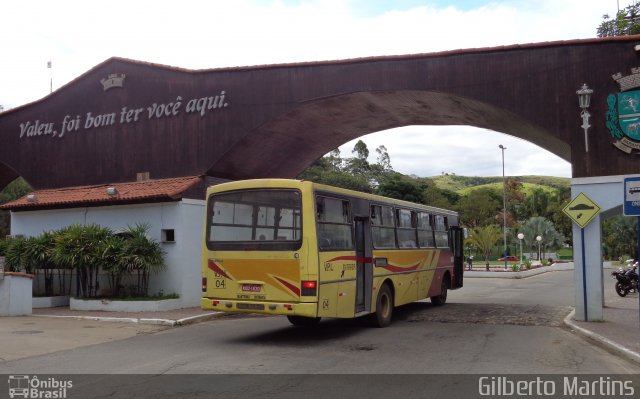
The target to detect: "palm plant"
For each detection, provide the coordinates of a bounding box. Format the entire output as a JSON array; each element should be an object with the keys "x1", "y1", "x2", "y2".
[
  {"x1": 4, "y1": 236, "x2": 33, "y2": 273},
  {"x1": 53, "y1": 224, "x2": 112, "y2": 298},
  {"x1": 23, "y1": 232, "x2": 57, "y2": 296},
  {"x1": 98, "y1": 234, "x2": 127, "y2": 297},
  {"x1": 465, "y1": 225, "x2": 502, "y2": 270},
  {"x1": 519, "y1": 216, "x2": 565, "y2": 260},
  {"x1": 121, "y1": 224, "x2": 166, "y2": 296}
]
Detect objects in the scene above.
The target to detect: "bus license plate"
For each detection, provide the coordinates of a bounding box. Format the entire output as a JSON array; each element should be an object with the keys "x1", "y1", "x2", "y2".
[
  {"x1": 241, "y1": 284, "x2": 262, "y2": 292},
  {"x1": 237, "y1": 303, "x2": 265, "y2": 310}
]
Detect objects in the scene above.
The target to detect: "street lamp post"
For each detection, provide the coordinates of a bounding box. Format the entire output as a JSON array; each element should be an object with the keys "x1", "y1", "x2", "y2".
[
  {"x1": 536, "y1": 235, "x2": 542, "y2": 261},
  {"x1": 499, "y1": 144, "x2": 508, "y2": 271},
  {"x1": 518, "y1": 233, "x2": 524, "y2": 267}
]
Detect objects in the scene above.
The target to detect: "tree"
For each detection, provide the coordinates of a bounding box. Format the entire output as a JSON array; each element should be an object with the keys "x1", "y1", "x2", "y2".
[
  {"x1": 602, "y1": 215, "x2": 637, "y2": 260},
  {"x1": 423, "y1": 186, "x2": 457, "y2": 209},
  {"x1": 375, "y1": 145, "x2": 392, "y2": 171},
  {"x1": 300, "y1": 167, "x2": 373, "y2": 192},
  {"x1": 598, "y1": 4, "x2": 640, "y2": 37},
  {"x1": 377, "y1": 174, "x2": 425, "y2": 203},
  {"x1": 548, "y1": 201, "x2": 572, "y2": 246},
  {"x1": 505, "y1": 179, "x2": 525, "y2": 213},
  {"x1": 0, "y1": 178, "x2": 32, "y2": 237},
  {"x1": 298, "y1": 141, "x2": 395, "y2": 193},
  {"x1": 465, "y1": 225, "x2": 502, "y2": 270},
  {"x1": 346, "y1": 140, "x2": 370, "y2": 176},
  {"x1": 0, "y1": 237, "x2": 8, "y2": 256},
  {"x1": 456, "y1": 187, "x2": 501, "y2": 227},
  {"x1": 325, "y1": 148, "x2": 342, "y2": 171}
]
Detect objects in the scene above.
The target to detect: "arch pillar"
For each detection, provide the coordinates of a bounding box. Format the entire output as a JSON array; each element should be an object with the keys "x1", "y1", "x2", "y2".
[{"x1": 570, "y1": 174, "x2": 639, "y2": 321}]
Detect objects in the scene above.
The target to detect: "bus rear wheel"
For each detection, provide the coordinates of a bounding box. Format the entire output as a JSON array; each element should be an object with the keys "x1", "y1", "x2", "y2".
[
  {"x1": 371, "y1": 283, "x2": 393, "y2": 328},
  {"x1": 431, "y1": 279, "x2": 448, "y2": 305},
  {"x1": 287, "y1": 315, "x2": 321, "y2": 326}
]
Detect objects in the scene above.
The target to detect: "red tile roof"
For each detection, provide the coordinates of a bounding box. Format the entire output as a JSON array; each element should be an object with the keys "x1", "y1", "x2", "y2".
[{"x1": 0, "y1": 176, "x2": 202, "y2": 210}]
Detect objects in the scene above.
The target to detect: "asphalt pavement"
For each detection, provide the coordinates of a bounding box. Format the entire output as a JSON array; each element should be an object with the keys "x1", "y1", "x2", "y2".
[{"x1": 1, "y1": 263, "x2": 638, "y2": 365}]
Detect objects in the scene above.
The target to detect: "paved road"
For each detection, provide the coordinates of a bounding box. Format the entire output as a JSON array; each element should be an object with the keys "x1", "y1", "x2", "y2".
[
  {"x1": 451, "y1": 269, "x2": 576, "y2": 307},
  {"x1": 1, "y1": 270, "x2": 638, "y2": 376}
]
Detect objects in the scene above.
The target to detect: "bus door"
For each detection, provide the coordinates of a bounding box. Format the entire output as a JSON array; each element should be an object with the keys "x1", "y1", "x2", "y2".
[
  {"x1": 449, "y1": 226, "x2": 464, "y2": 289},
  {"x1": 354, "y1": 216, "x2": 372, "y2": 314}
]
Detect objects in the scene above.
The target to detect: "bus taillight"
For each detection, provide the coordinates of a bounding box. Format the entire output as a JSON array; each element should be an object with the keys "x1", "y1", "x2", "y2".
[
  {"x1": 301, "y1": 280, "x2": 317, "y2": 296},
  {"x1": 202, "y1": 277, "x2": 207, "y2": 292}
]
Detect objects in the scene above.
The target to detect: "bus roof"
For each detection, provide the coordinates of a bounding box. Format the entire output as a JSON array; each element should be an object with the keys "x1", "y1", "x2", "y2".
[{"x1": 206, "y1": 178, "x2": 457, "y2": 216}]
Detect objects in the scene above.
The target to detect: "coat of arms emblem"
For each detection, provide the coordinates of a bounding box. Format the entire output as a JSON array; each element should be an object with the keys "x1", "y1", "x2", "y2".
[{"x1": 606, "y1": 67, "x2": 640, "y2": 154}]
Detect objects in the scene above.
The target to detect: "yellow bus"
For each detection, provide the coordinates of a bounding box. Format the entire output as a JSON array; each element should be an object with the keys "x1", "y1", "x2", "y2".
[{"x1": 201, "y1": 179, "x2": 464, "y2": 327}]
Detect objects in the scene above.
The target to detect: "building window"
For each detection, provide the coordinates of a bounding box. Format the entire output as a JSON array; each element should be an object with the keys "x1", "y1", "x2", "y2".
[{"x1": 162, "y1": 229, "x2": 175, "y2": 243}]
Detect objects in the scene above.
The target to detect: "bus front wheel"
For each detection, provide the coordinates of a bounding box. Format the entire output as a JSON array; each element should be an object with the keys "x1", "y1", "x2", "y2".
[
  {"x1": 287, "y1": 315, "x2": 321, "y2": 327},
  {"x1": 371, "y1": 283, "x2": 393, "y2": 328}
]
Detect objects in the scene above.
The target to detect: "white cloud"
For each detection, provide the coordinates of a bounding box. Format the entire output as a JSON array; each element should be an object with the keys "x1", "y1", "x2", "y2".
[
  {"x1": 339, "y1": 126, "x2": 572, "y2": 177},
  {"x1": 0, "y1": 0, "x2": 625, "y2": 177}
]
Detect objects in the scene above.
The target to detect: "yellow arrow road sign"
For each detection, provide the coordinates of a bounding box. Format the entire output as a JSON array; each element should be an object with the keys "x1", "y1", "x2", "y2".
[{"x1": 562, "y1": 192, "x2": 601, "y2": 228}]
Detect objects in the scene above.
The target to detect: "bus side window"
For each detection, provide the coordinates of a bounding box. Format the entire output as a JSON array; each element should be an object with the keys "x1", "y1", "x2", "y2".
[
  {"x1": 317, "y1": 196, "x2": 353, "y2": 251},
  {"x1": 417, "y1": 212, "x2": 435, "y2": 248},
  {"x1": 397, "y1": 208, "x2": 417, "y2": 248},
  {"x1": 371, "y1": 205, "x2": 396, "y2": 249},
  {"x1": 434, "y1": 215, "x2": 448, "y2": 248}
]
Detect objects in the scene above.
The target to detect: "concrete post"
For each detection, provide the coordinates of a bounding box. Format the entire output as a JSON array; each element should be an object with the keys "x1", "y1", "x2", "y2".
[{"x1": 0, "y1": 272, "x2": 33, "y2": 316}]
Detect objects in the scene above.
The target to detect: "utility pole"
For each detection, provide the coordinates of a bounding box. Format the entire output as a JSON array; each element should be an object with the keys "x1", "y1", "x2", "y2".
[
  {"x1": 499, "y1": 144, "x2": 508, "y2": 271},
  {"x1": 47, "y1": 59, "x2": 52, "y2": 93}
]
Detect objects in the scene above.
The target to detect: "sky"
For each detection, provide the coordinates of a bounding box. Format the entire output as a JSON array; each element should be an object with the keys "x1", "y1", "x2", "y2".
[{"x1": 0, "y1": 0, "x2": 632, "y2": 178}]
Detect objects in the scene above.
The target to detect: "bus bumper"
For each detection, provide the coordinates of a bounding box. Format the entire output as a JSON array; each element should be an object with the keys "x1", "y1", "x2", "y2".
[{"x1": 201, "y1": 297, "x2": 318, "y2": 317}]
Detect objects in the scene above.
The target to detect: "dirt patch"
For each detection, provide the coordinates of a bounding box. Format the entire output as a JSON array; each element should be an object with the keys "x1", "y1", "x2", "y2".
[{"x1": 398, "y1": 303, "x2": 572, "y2": 327}]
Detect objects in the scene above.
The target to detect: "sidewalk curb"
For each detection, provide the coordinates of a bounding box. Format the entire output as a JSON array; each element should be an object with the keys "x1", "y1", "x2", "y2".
[
  {"x1": 466, "y1": 263, "x2": 574, "y2": 279},
  {"x1": 30, "y1": 312, "x2": 225, "y2": 327},
  {"x1": 563, "y1": 309, "x2": 640, "y2": 365},
  {"x1": 176, "y1": 312, "x2": 224, "y2": 326}
]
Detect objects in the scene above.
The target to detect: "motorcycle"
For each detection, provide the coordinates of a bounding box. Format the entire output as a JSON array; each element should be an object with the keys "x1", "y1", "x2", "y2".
[{"x1": 611, "y1": 262, "x2": 638, "y2": 297}]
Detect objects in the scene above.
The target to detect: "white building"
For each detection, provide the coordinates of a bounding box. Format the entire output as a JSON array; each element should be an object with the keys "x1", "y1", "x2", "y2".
[{"x1": 1, "y1": 175, "x2": 225, "y2": 308}]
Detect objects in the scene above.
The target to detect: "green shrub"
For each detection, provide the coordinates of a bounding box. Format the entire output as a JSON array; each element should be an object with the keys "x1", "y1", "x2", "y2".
[
  {"x1": 8, "y1": 223, "x2": 165, "y2": 299},
  {"x1": 0, "y1": 238, "x2": 8, "y2": 256}
]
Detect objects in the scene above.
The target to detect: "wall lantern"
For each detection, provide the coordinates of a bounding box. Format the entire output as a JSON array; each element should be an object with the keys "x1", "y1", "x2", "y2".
[{"x1": 576, "y1": 83, "x2": 593, "y2": 152}]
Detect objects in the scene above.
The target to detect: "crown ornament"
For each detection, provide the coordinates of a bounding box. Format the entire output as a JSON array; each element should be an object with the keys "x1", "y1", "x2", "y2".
[
  {"x1": 100, "y1": 73, "x2": 126, "y2": 91},
  {"x1": 612, "y1": 68, "x2": 640, "y2": 92}
]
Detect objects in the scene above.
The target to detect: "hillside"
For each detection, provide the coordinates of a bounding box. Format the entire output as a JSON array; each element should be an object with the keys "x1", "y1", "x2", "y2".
[{"x1": 430, "y1": 174, "x2": 569, "y2": 195}]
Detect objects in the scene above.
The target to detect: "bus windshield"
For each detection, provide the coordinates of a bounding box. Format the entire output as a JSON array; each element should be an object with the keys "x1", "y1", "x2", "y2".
[{"x1": 206, "y1": 189, "x2": 302, "y2": 250}]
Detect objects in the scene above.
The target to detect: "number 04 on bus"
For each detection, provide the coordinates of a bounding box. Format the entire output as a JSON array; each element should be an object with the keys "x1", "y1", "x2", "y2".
[{"x1": 201, "y1": 179, "x2": 464, "y2": 327}]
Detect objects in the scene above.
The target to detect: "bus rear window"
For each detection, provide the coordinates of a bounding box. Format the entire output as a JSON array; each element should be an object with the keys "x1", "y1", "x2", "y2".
[{"x1": 207, "y1": 189, "x2": 302, "y2": 250}]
